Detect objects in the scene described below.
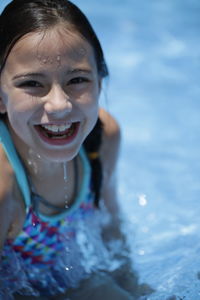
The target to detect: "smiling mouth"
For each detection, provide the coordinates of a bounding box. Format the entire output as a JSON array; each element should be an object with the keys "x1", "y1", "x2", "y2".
[{"x1": 35, "y1": 122, "x2": 80, "y2": 144}]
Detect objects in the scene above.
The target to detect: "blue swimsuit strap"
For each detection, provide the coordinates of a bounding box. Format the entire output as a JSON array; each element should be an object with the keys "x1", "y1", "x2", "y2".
[
  {"x1": 0, "y1": 119, "x2": 91, "y2": 222},
  {"x1": 0, "y1": 120, "x2": 31, "y2": 210}
]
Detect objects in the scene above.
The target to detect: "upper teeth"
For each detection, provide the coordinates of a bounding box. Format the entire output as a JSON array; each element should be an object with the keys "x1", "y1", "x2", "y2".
[{"x1": 41, "y1": 124, "x2": 71, "y2": 132}]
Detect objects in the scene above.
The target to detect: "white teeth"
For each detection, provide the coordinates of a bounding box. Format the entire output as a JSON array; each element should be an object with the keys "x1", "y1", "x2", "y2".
[{"x1": 41, "y1": 123, "x2": 71, "y2": 133}]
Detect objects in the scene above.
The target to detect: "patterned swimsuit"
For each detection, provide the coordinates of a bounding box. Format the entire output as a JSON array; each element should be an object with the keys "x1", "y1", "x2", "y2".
[{"x1": 0, "y1": 120, "x2": 111, "y2": 298}]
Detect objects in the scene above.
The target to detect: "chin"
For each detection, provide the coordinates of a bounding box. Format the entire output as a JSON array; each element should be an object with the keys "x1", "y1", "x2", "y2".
[{"x1": 39, "y1": 144, "x2": 82, "y2": 163}]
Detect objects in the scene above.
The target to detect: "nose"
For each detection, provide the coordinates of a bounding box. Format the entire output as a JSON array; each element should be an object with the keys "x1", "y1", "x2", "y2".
[{"x1": 44, "y1": 85, "x2": 72, "y2": 117}]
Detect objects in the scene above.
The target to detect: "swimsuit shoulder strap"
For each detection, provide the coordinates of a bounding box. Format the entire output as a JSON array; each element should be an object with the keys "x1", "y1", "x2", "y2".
[
  {"x1": 0, "y1": 120, "x2": 31, "y2": 209},
  {"x1": 0, "y1": 119, "x2": 91, "y2": 222}
]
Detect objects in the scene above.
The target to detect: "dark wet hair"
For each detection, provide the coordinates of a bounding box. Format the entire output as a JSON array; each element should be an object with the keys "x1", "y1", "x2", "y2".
[
  {"x1": 0, "y1": 0, "x2": 106, "y2": 206},
  {"x1": 0, "y1": 0, "x2": 108, "y2": 77},
  {"x1": 84, "y1": 118, "x2": 103, "y2": 207}
]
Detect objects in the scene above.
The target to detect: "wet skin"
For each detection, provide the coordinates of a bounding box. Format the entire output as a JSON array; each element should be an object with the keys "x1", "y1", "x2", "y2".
[
  {"x1": 0, "y1": 22, "x2": 138, "y2": 300},
  {"x1": 0, "y1": 25, "x2": 101, "y2": 163}
]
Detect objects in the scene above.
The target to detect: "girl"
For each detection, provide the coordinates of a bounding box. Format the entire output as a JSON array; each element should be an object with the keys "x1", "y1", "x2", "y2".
[{"x1": 0, "y1": 0, "x2": 140, "y2": 299}]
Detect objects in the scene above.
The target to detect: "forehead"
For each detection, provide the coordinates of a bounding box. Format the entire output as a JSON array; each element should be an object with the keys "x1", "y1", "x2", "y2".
[{"x1": 4, "y1": 25, "x2": 96, "y2": 70}]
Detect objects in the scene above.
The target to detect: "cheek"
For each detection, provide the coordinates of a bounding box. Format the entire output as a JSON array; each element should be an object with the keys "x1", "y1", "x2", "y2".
[
  {"x1": 84, "y1": 103, "x2": 99, "y2": 133},
  {"x1": 80, "y1": 98, "x2": 99, "y2": 124},
  {"x1": 7, "y1": 102, "x2": 26, "y2": 125},
  {"x1": 5, "y1": 102, "x2": 33, "y2": 136},
  {"x1": 77, "y1": 87, "x2": 100, "y2": 110},
  {"x1": 7, "y1": 109, "x2": 26, "y2": 133},
  {"x1": 76, "y1": 93, "x2": 98, "y2": 132},
  {"x1": 6, "y1": 94, "x2": 37, "y2": 118}
]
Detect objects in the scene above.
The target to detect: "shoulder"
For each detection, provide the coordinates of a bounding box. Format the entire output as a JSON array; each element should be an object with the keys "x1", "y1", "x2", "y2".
[
  {"x1": 0, "y1": 144, "x2": 25, "y2": 247},
  {"x1": 99, "y1": 108, "x2": 121, "y2": 143},
  {"x1": 0, "y1": 144, "x2": 14, "y2": 248},
  {"x1": 98, "y1": 108, "x2": 121, "y2": 214},
  {"x1": 98, "y1": 108, "x2": 121, "y2": 176}
]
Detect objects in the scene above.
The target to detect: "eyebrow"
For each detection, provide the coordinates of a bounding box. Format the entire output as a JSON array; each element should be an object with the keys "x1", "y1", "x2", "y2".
[
  {"x1": 12, "y1": 68, "x2": 93, "y2": 80},
  {"x1": 70, "y1": 68, "x2": 92, "y2": 74},
  {"x1": 12, "y1": 73, "x2": 45, "y2": 80}
]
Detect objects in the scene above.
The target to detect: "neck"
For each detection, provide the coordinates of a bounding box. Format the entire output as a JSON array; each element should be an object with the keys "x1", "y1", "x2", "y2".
[
  {"x1": 23, "y1": 148, "x2": 77, "y2": 214},
  {"x1": 7, "y1": 121, "x2": 73, "y2": 183},
  {"x1": 5, "y1": 121, "x2": 80, "y2": 215},
  {"x1": 25, "y1": 149, "x2": 69, "y2": 182}
]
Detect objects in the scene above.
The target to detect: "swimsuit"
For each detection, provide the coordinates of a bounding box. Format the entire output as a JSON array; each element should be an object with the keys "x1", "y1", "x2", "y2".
[{"x1": 0, "y1": 120, "x2": 112, "y2": 298}]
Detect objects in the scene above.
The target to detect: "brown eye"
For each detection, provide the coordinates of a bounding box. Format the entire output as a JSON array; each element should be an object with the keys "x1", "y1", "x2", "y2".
[
  {"x1": 18, "y1": 80, "x2": 43, "y2": 88},
  {"x1": 68, "y1": 77, "x2": 89, "y2": 85}
]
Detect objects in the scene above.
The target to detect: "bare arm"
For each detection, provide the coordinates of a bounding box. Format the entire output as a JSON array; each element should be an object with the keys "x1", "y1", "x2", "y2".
[
  {"x1": 0, "y1": 145, "x2": 15, "y2": 249},
  {"x1": 0, "y1": 145, "x2": 25, "y2": 250},
  {"x1": 99, "y1": 109, "x2": 146, "y2": 295},
  {"x1": 99, "y1": 108, "x2": 121, "y2": 211},
  {"x1": 99, "y1": 108, "x2": 123, "y2": 238}
]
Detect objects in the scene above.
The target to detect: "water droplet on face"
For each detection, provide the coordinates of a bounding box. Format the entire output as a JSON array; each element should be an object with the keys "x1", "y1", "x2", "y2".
[
  {"x1": 56, "y1": 55, "x2": 61, "y2": 68},
  {"x1": 27, "y1": 160, "x2": 32, "y2": 166},
  {"x1": 79, "y1": 47, "x2": 86, "y2": 56},
  {"x1": 27, "y1": 149, "x2": 43, "y2": 177},
  {"x1": 27, "y1": 149, "x2": 38, "y2": 174}
]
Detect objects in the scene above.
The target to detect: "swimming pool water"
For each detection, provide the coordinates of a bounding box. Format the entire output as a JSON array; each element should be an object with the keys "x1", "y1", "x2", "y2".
[
  {"x1": 1, "y1": 0, "x2": 200, "y2": 299},
  {"x1": 72, "y1": 1, "x2": 200, "y2": 299}
]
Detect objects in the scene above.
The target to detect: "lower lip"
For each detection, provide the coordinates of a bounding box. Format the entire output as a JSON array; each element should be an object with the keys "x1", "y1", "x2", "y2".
[{"x1": 35, "y1": 122, "x2": 80, "y2": 146}]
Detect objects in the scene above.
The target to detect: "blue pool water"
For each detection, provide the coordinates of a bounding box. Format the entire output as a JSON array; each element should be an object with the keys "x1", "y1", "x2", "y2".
[
  {"x1": 72, "y1": 1, "x2": 200, "y2": 299},
  {"x1": 1, "y1": 0, "x2": 200, "y2": 299}
]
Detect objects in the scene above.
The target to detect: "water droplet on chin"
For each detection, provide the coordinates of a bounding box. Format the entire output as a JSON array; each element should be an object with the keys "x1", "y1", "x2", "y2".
[{"x1": 27, "y1": 149, "x2": 46, "y2": 180}]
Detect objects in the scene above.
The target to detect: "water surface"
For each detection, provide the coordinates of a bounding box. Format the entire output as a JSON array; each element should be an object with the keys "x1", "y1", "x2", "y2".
[{"x1": 73, "y1": 1, "x2": 200, "y2": 299}]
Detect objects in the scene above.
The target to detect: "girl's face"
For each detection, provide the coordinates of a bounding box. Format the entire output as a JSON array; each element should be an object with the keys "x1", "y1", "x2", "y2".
[{"x1": 0, "y1": 25, "x2": 101, "y2": 162}]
